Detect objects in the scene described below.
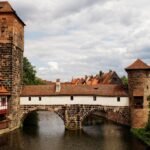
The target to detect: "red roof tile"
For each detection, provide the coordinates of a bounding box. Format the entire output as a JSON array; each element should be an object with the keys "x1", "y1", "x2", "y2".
[
  {"x1": 21, "y1": 83, "x2": 128, "y2": 97},
  {"x1": 125, "y1": 59, "x2": 150, "y2": 70},
  {"x1": 0, "y1": 1, "x2": 25, "y2": 26},
  {"x1": 0, "y1": 86, "x2": 10, "y2": 96}
]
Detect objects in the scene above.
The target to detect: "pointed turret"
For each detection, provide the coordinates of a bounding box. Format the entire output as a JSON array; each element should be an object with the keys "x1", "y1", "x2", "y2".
[{"x1": 125, "y1": 59, "x2": 150, "y2": 70}]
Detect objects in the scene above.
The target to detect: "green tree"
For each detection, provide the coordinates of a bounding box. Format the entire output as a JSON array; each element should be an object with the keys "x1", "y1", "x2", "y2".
[
  {"x1": 121, "y1": 75, "x2": 128, "y2": 86},
  {"x1": 23, "y1": 57, "x2": 44, "y2": 85}
]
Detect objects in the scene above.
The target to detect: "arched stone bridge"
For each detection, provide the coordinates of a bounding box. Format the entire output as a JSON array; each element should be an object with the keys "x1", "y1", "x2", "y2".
[{"x1": 20, "y1": 105, "x2": 130, "y2": 130}]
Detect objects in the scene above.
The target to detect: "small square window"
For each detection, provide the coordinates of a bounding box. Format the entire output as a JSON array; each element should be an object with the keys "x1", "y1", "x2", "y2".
[
  {"x1": 71, "y1": 96, "x2": 74, "y2": 100},
  {"x1": 93, "y1": 96, "x2": 96, "y2": 101},
  {"x1": 29, "y1": 97, "x2": 31, "y2": 101},
  {"x1": 39, "y1": 97, "x2": 42, "y2": 101},
  {"x1": 117, "y1": 97, "x2": 120, "y2": 102}
]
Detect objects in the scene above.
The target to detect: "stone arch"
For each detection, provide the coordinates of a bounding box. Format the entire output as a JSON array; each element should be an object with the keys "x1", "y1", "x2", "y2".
[
  {"x1": 80, "y1": 106, "x2": 107, "y2": 125},
  {"x1": 20, "y1": 105, "x2": 66, "y2": 126}
]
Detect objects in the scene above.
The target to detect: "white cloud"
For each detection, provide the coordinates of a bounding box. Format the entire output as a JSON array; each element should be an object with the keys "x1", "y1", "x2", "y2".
[
  {"x1": 7, "y1": 0, "x2": 150, "y2": 81},
  {"x1": 48, "y1": 61, "x2": 59, "y2": 71}
]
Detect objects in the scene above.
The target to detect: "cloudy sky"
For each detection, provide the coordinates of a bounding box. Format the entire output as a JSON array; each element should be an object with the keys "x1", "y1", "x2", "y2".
[{"x1": 8, "y1": 0, "x2": 150, "y2": 81}]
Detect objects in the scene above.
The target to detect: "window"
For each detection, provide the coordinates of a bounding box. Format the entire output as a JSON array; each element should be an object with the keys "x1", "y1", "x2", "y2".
[
  {"x1": 29, "y1": 97, "x2": 31, "y2": 101},
  {"x1": 93, "y1": 96, "x2": 96, "y2": 101},
  {"x1": 1, "y1": 97, "x2": 6, "y2": 106},
  {"x1": 39, "y1": 97, "x2": 42, "y2": 101},
  {"x1": 70, "y1": 96, "x2": 74, "y2": 101},
  {"x1": 117, "y1": 97, "x2": 120, "y2": 102},
  {"x1": 133, "y1": 96, "x2": 143, "y2": 109}
]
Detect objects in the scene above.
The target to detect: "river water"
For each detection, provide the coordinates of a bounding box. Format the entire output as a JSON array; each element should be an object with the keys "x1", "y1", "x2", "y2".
[{"x1": 0, "y1": 111, "x2": 149, "y2": 150}]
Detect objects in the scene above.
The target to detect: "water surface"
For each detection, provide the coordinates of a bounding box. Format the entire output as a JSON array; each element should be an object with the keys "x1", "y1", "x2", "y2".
[{"x1": 0, "y1": 111, "x2": 149, "y2": 150}]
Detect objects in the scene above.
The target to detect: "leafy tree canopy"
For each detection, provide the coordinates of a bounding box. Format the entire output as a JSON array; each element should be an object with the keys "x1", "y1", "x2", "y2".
[{"x1": 23, "y1": 57, "x2": 44, "y2": 85}]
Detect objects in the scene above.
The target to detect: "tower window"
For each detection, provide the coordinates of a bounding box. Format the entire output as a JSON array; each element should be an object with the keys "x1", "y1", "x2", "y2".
[
  {"x1": 28, "y1": 97, "x2": 31, "y2": 101},
  {"x1": 133, "y1": 96, "x2": 143, "y2": 109},
  {"x1": 70, "y1": 96, "x2": 74, "y2": 101},
  {"x1": 117, "y1": 97, "x2": 120, "y2": 102},
  {"x1": 39, "y1": 97, "x2": 42, "y2": 101}
]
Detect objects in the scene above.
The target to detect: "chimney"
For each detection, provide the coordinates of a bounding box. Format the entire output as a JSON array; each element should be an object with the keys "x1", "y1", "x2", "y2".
[{"x1": 56, "y1": 79, "x2": 61, "y2": 92}]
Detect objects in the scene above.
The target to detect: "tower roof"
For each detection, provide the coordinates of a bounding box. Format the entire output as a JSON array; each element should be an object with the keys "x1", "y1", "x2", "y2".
[
  {"x1": 125, "y1": 59, "x2": 150, "y2": 70},
  {"x1": 0, "y1": 1, "x2": 25, "y2": 26},
  {"x1": 0, "y1": 1, "x2": 14, "y2": 13}
]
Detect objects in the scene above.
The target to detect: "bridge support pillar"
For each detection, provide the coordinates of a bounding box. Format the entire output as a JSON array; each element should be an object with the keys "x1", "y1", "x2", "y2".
[{"x1": 64, "y1": 105, "x2": 82, "y2": 130}]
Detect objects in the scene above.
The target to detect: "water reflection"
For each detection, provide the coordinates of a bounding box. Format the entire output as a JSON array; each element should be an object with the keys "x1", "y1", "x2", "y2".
[{"x1": 0, "y1": 111, "x2": 149, "y2": 150}]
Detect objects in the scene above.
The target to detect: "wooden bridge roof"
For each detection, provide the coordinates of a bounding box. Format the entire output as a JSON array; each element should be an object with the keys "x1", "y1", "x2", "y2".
[{"x1": 21, "y1": 84, "x2": 128, "y2": 97}]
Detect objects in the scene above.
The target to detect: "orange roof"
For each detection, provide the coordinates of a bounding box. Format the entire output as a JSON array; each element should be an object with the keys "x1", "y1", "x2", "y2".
[
  {"x1": 0, "y1": 1, "x2": 25, "y2": 26},
  {"x1": 0, "y1": 1, "x2": 14, "y2": 13},
  {"x1": 125, "y1": 59, "x2": 150, "y2": 70},
  {"x1": 21, "y1": 83, "x2": 128, "y2": 97},
  {"x1": 0, "y1": 85, "x2": 10, "y2": 95},
  {"x1": 71, "y1": 71, "x2": 122, "y2": 85}
]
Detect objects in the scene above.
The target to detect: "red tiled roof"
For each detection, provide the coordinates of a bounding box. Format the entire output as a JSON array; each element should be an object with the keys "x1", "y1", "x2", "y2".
[
  {"x1": 0, "y1": 86, "x2": 10, "y2": 96},
  {"x1": 0, "y1": 1, "x2": 14, "y2": 13},
  {"x1": 21, "y1": 83, "x2": 128, "y2": 97},
  {"x1": 0, "y1": 1, "x2": 25, "y2": 26},
  {"x1": 125, "y1": 59, "x2": 150, "y2": 70},
  {"x1": 101, "y1": 72, "x2": 112, "y2": 84},
  {"x1": 71, "y1": 71, "x2": 122, "y2": 85}
]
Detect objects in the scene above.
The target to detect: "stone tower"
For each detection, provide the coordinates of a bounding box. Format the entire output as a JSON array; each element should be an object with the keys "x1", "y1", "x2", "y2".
[
  {"x1": 0, "y1": 2, "x2": 25, "y2": 129},
  {"x1": 125, "y1": 59, "x2": 150, "y2": 128}
]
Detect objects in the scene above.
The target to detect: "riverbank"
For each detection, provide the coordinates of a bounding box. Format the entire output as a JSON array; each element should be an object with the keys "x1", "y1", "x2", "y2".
[{"x1": 131, "y1": 128, "x2": 150, "y2": 146}]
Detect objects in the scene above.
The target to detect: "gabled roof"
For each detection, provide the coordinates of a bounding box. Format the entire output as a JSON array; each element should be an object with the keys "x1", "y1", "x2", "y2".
[
  {"x1": 125, "y1": 59, "x2": 150, "y2": 70},
  {"x1": 0, "y1": 1, "x2": 25, "y2": 26},
  {"x1": 21, "y1": 83, "x2": 128, "y2": 97},
  {"x1": 71, "y1": 71, "x2": 122, "y2": 85}
]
